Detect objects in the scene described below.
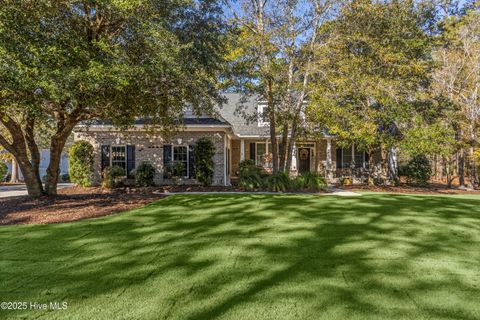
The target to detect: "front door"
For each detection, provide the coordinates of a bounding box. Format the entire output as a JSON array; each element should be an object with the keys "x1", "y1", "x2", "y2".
[{"x1": 298, "y1": 148, "x2": 311, "y2": 174}]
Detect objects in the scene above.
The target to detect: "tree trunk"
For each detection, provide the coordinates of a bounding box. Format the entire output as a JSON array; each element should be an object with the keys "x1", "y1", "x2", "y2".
[
  {"x1": 267, "y1": 81, "x2": 278, "y2": 174},
  {"x1": 368, "y1": 148, "x2": 375, "y2": 185},
  {"x1": 278, "y1": 124, "x2": 288, "y2": 172},
  {"x1": 15, "y1": 155, "x2": 44, "y2": 197},
  {"x1": 387, "y1": 147, "x2": 399, "y2": 186},
  {"x1": 44, "y1": 123, "x2": 74, "y2": 195},
  {"x1": 44, "y1": 147, "x2": 62, "y2": 195},
  {"x1": 445, "y1": 156, "x2": 452, "y2": 188},
  {"x1": 380, "y1": 145, "x2": 388, "y2": 185},
  {"x1": 459, "y1": 148, "x2": 465, "y2": 187},
  {"x1": 468, "y1": 123, "x2": 476, "y2": 188},
  {"x1": 469, "y1": 145, "x2": 475, "y2": 188},
  {"x1": 10, "y1": 157, "x2": 19, "y2": 183}
]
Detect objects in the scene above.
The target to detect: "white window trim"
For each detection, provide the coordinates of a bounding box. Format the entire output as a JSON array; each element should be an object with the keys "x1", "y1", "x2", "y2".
[
  {"x1": 170, "y1": 144, "x2": 190, "y2": 179},
  {"x1": 110, "y1": 145, "x2": 127, "y2": 176},
  {"x1": 257, "y1": 104, "x2": 270, "y2": 127},
  {"x1": 255, "y1": 142, "x2": 266, "y2": 166},
  {"x1": 340, "y1": 145, "x2": 366, "y2": 169}
]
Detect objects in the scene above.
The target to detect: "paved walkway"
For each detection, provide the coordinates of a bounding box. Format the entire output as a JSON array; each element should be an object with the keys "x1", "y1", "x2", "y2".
[{"x1": 0, "y1": 183, "x2": 74, "y2": 198}]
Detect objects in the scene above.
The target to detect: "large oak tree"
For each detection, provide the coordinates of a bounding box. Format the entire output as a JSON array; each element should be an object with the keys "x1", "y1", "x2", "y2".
[{"x1": 0, "y1": 0, "x2": 226, "y2": 196}]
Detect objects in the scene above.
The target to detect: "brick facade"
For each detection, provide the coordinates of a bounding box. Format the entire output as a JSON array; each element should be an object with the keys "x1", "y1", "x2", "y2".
[{"x1": 74, "y1": 129, "x2": 227, "y2": 185}]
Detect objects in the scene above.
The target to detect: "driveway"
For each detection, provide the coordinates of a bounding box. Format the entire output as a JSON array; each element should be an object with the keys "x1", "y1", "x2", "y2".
[{"x1": 0, "y1": 183, "x2": 74, "y2": 198}]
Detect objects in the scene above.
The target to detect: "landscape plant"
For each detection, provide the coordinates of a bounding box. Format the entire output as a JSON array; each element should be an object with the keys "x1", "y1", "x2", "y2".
[
  {"x1": 0, "y1": 161, "x2": 7, "y2": 182},
  {"x1": 69, "y1": 141, "x2": 94, "y2": 187},
  {"x1": 134, "y1": 162, "x2": 156, "y2": 187},
  {"x1": 404, "y1": 154, "x2": 432, "y2": 186},
  {"x1": 0, "y1": 0, "x2": 227, "y2": 196},
  {"x1": 194, "y1": 138, "x2": 215, "y2": 186},
  {"x1": 101, "y1": 166, "x2": 125, "y2": 189}
]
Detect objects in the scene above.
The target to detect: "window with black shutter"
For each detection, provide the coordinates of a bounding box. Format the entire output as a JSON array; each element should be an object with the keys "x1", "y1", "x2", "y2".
[
  {"x1": 163, "y1": 144, "x2": 172, "y2": 178},
  {"x1": 188, "y1": 145, "x2": 195, "y2": 178},
  {"x1": 126, "y1": 145, "x2": 135, "y2": 178},
  {"x1": 249, "y1": 143, "x2": 255, "y2": 161},
  {"x1": 336, "y1": 148, "x2": 342, "y2": 169},
  {"x1": 101, "y1": 145, "x2": 110, "y2": 171}
]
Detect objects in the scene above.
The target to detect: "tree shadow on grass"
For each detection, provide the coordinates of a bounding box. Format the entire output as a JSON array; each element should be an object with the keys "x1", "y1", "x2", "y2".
[{"x1": 0, "y1": 194, "x2": 479, "y2": 319}]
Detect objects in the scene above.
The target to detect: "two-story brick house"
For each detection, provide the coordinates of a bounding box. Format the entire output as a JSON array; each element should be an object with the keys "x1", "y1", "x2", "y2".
[{"x1": 74, "y1": 93, "x2": 379, "y2": 185}]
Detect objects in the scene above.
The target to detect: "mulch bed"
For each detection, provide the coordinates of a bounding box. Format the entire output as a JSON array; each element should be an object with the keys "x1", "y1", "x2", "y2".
[
  {"x1": 0, "y1": 186, "x2": 166, "y2": 226},
  {"x1": 343, "y1": 183, "x2": 480, "y2": 195},
  {"x1": 0, "y1": 185, "x2": 244, "y2": 226},
  {"x1": 2, "y1": 183, "x2": 479, "y2": 226}
]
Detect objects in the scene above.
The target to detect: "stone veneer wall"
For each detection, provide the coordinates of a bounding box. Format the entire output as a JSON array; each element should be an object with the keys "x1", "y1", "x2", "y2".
[{"x1": 73, "y1": 130, "x2": 227, "y2": 185}]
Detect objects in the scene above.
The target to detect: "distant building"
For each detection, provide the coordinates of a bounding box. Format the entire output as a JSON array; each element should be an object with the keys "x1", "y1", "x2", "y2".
[{"x1": 5, "y1": 150, "x2": 69, "y2": 181}]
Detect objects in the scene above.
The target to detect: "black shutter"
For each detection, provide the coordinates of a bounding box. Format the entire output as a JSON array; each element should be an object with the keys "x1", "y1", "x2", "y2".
[
  {"x1": 163, "y1": 145, "x2": 172, "y2": 164},
  {"x1": 336, "y1": 148, "x2": 342, "y2": 169},
  {"x1": 163, "y1": 145, "x2": 172, "y2": 178},
  {"x1": 126, "y1": 145, "x2": 135, "y2": 178},
  {"x1": 101, "y1": 145, "x2": 110, "y2": 171},
  {"x1": 249, "y1": 143, "x2": 256, "y2": 161},
  {"x1": 188, "y1": 145, "x2": 195, "y2": 178}
]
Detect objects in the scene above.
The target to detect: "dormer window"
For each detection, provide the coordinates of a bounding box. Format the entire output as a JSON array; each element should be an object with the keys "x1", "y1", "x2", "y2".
[{"x1": 258, "y1": 104, "x2": 269, "y2": 127}]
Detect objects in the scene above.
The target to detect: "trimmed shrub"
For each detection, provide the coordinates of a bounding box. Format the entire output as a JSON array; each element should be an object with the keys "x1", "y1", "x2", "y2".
[
  {"x1": 134, "y1": 162, "x2": 156, "y2": 187},
  {"x1": 302, "y1": 172, "x2": 327, "y2": 191},
  {"x1": 238, "y1": 160, "x2": 265, "y2": 191},
  {"x1": 102, "y1": 165, "x2": 125, "y2": 189},
  {"x1": 404, "y1": 154, "x2": 431, "y2": 186},
  {"x1": 265, "y1": 172, "x2": 291, "y2": 192},
  {"x1": 239, "y1": 159, "x2": 256, "y2": 174},
  {"x1": 194, "y1": 138, "x2": 215, "y2": 186},
  {"x1": 69, "y1": 141, "x2": 94, "y2": 187},
  {"x1": 291, "y1": 174, "x2": 306, "y2": 191},
  {"x1": 0, "y1": 162, "x2": 7, "y2": 182},
  {"x1": 291, "y1": 172, "x2": 327, "y2": 192}
]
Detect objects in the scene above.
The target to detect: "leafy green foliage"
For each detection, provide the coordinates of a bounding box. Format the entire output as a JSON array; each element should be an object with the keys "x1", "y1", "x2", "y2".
[
  {"x1": 0, "y1": 161, "x2": 7, "y2": 182},
  {"x1": 308, "y1": 0, "x2": 435, "y2": 165},
  {"x1": 238, "y1": 160, "x2": 265, "y2": 191},
  {"x1": 69, "y1": 141, "x2": 94, "y2": 187},
  {"x1": 165, "y1": 161, "x2": 186, "y2": 179},
  {"x1": 0, "y1": 0, "x2": 227, "y2": 196},
  {"x1": 300, "y1": 172, "x2": 328, "y2": 192},
  {"x1": 134, "y1": 162, "x2": 156, "y2": 187},
  {"x1": 239, "y1": 160, "x2": 327, "y2": 192},
  {"x1": 194, "y1": 138, "x2": 215, "y2": 186},
  {"x1": 404, "y1": 154, "x2": 432, "y2": 186},
  {"x1": 292, "y1": 173, "x2": 328, "y2": 192},
  {"x1": 265, "y1": 172, "x2": 291, "y2": 192},
  {"x1": 102, "y1": 166, "x2": 125, "y2": 189}
]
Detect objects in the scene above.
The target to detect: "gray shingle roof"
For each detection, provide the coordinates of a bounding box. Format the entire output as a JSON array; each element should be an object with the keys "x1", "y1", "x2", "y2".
[
  {"x1": 80, "y1": 93, "x2": 270, "y2": 138},
  {"x1": 217, "y1": 93, "x2": 270, "y2": 137}
]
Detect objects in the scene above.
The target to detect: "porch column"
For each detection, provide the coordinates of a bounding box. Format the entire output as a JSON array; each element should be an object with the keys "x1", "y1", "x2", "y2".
[
  {"x1": 291, "y1": 143, "x2": 297, "y2": 172},
  {"x1": 240, "y1": 139, "x2": 245, "y2": 161},
  {"x1": 224, "y1": 135, "x2": 228, "y2": 186},
  {"x1": 326, "y1": 138, "x2": 333, "y2": 181}
]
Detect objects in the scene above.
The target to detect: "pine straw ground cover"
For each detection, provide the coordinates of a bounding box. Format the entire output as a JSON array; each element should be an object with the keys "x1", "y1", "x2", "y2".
[{"x1": 0, "y1": 194, "x2": 479, "y2": 320}]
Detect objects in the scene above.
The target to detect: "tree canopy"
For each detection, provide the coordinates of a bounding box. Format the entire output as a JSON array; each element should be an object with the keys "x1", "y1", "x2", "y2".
[{"x1": 0, "y1": 0, "x2": 227, "y2": 196}]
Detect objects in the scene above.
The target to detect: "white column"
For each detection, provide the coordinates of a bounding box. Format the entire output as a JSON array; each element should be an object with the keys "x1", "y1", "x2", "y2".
[
  {"x1": 326, "y1": 138, "x2": 333, "y2": 181},
  {"x1": 224, "y1": 135, "x2": 228, "y2": 186},
  {"x1": 240, "y1": 139, "x2": 245, "y2": 161},
  {"x1": 291, "y1": 143, "x2": 297, "y2": 172}
]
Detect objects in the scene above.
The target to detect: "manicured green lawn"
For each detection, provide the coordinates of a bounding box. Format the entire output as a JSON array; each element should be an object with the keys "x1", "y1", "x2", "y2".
[{"x1": 1, "y1": 194, "x2": 479, "y2": 320}]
